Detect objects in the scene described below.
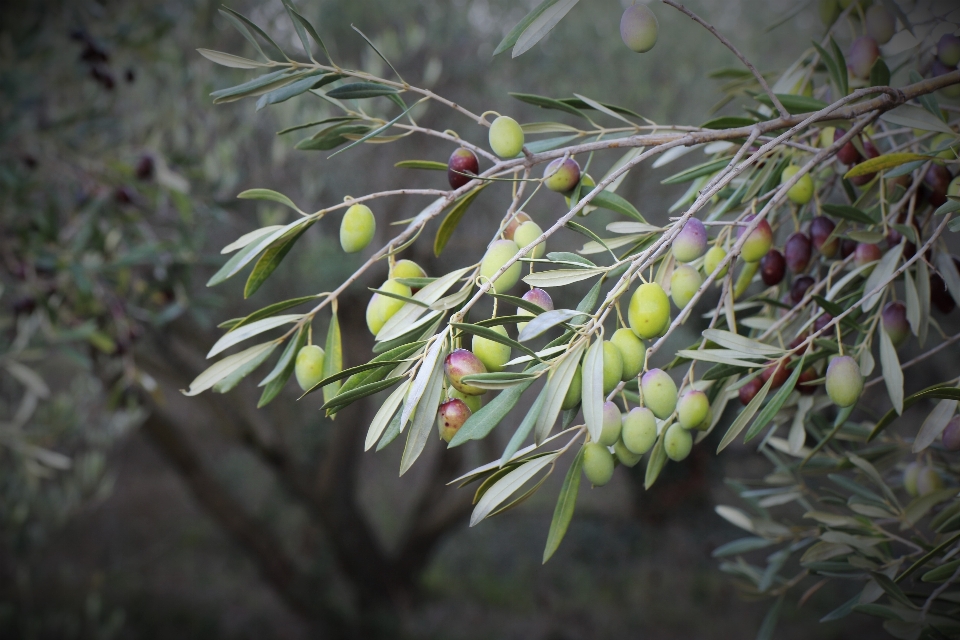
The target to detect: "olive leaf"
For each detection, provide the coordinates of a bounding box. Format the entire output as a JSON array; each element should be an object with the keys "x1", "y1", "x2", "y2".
[{"x1": 542, "y1": 445, "x2": 584, "y2": 563}]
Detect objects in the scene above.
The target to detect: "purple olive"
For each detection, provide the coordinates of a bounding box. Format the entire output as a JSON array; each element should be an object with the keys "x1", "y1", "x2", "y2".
[
  {"x1": 448, "y1": 148, "x2": 480, "y2": 190},
  {"x1": 814, "y1": 312, "x2": 832, "y2": 334},
  {"x1": 522, "y1": 287, "x2": 554, "y2": 311},
  {"x1": 840, "y1": 239, "x2": 857, "y2": 260},
  {"x1": 739, "y1": 377, "x2": 763, "y2": 405},
  {"x1": 673, "y1": 218, "x2": 708, "y2": 263},
  {"x1": 761, "y1": 361, "x2": 790, "y2": 388},
  {"x1": 437, "y1": 399, "x2": 472, "y2": 443},
  {"x1": 785, "y1": 232, "x2": 812, "y2": 273},
  {"x1": 924, "y1": 164, "x2": 952, "y2": 208},
  {"x1": 881, "y1": 301, "x2": 910, "y2": 347},
  {"x1": 790, "y1": 276, "x2": 815, "y2": 305},
  {"x1": 942, "y1": 416, "x2": 960, "y2": 451},
  {"x1": 810, "y1": 216, "x2": 838, "y2": 257},
  {"x1": 797, "y1": 367, "x2": 818, "y2": 395},
  {"x1": 760, "y1": 249, "x2": 786, "y2": 286},
  {"x1": 854, "y1": 242, "x2": 882, "y2": 268},
  {"x1": 848, "y1": 36, "x2": 880, "y2": 79}
]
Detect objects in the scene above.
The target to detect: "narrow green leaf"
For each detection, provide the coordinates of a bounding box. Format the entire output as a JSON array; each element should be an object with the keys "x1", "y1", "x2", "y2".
[
  {"x1": 535, "y1": 344, "x2": 585, "y2": 443},
  {"x1": 395, "y1": 159, "x2": 448, "y2": 170},
  {"x1": 219, "y1": 6, "x2": 287, "y2": 60},
  {"x1": 238, "y1": 188, "x2": 303, "y2": 212},
  {"x1": 400, "y1": 347, "x2": 446, "y2": 475},
  {"x1": 218, "y1": 7, "x2": 268, "y2": 60},
  {"x1": 258, "y1": 326, "x2": 306, "y2": 407},
  {"x1": 494, "y1": 0, "x2": 563, "y2": 56},
  {"x1": 661, "y1": 158, "x2": 730, "y2": 185},
  {"x1": 878, "y1": 324, "x2": 904, "y2": 415},
  {"x1": 322, "y1": 311, "x2": 342, "y2": 404},
  {"x1": 491, "y1": 293, "x2": 551, "y2": 317},
  {"x1": 869, "y1": 58, "x2": 890, "y2": 88},
  {"x1": 701, "y1": 116, "x2": 757, "y2": 129},
  {"x1": 319, "y1": 375, "x2": 406, "y2": 414},
  {"x1": 295, "y1": 124, "x2": 372, "y2": 151},
  {"x1": 328, "y1": 100, "x2": 420, "y2": 159},
  {"x1": 843, "y1": 153, "x2": 929, "y2": 179},
  {"x1": 460, "y1": 372, "x2": 541, "y2": 390},
  {"x1": 581, "y1": 338, "x2": 605, "y2": 443},
  {"x1": 744, "y1": 359, "x2": 804, "y2": 442},
  {"x1": 718, "y1": 374, "x2": 774, "y2": 452},
  {"x1": 512, "y1": 0, "x2": 580, "y2": 57},
  {"x1": 276, "y1": 116, "x2": 357, "y2": 135},
  {"x1": 229, "y1": 296, "x2": 316, "y2": 332},
  {"x1": 211, "y1": 69, "x2": 302, "y2": 103},
  {"x1": 197, "y1": 48, "x2": 265, "y2": 69},
  {"x1": 644, "y1": 433, "x2": 667, "y2": 489},
  {"x1": 449, "y1": 380, "x2": 535, "y2": 447},
  {"x1": 828, "y1": 37, "x2": 848, "y2": 96},
  {"x1": 184, "y1": 342, "x2": 277, "y2": 396},
  {"x1": 501, "y1": 387, "x2": 548, "y2": 466},
  {"x1": 754, "y1": 93, "x2": 828, "y2": 114},
  {"x1": 543, "y1": 445, "x2": 584, "y2": 563},
  {"x1": 376, "y1": 410, "x2": 404, "y2": 451},
  {"x1": 509, "y1": 91, "x2": 586, "y2": 119},
  {"x1": 821, "y1": 203, "x2": 877, "y2": 224},
  {"x1": 287, "y1": 7, "x2": 331, "y2": 62},
  {"x1": 212, "y1": 343, "x2": 276, "y2": 393},
  {"x1": 434, "y1": 187, "x2": 485, "y2": 256},
  {"x1": 255, "y1": 72, "x2": 327, "y2": 110},
  {"x1": 244, "y1": 221, "x2": 313, "y2": 298},
  {"x1": 756, "y1": 596, "x2": 784, "y2": 640},
  {"x1": 326, "y1": 82, "x2": 398, "y2": 100},
  {"x1": 516, "y1": 309, "x2": 581, "y2": 342},
  {"x1": 585, "y1": 190, "x2": 644, "y2": 221}
]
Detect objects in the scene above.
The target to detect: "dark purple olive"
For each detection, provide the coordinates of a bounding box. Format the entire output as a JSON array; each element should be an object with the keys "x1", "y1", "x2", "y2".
[
  {"x1": 814, "y1": 312, "x2": 832, "y2": 333},
  {"x1": 739, "y1": 377, "x2": 763, "y2": 405},
  {"x1": 931, "y1": 264, "x2": 958, "y2": 314},
  {"x1": 760, "y1": 249, "x2": 786, "y2": 286},
  {"x1": 943, "y1": 416, "x2": 960, "y2": 451},
  {"x1": 784, "y1": 232, "x2": 812, "y2": 273},
  {"x1": 790, "y1": 276, "x2": 815, "y2": 304},
  {"x1": 840, "y1": 239, "x2": 857, "y2": 259},
  {"x1": 881, "y1": 301, "x2": 909, "y2": 347},
  {"x1": 924, "y1": 164, "x2": 952, "y2": 208},
  {"x1": 789, "y1": 333, "x2": 807, "y2": 350},
  {"x1": 135, "y1": 155, "x2": 154, "y2": 180},
  {"x1": 835, "y1": 128, "x2": 861, "y2": 165},
  {"x1": 448, "y1": 148, "x2": 480, "y2": 190},
  {"x1": 797, "y1": 367, "x2": 818, "y2": 395},
  {"x1": 810, "y1": 217, "x2": 838, "y2": 257},
  {"x1": 850, "y1": 140, "x2": 880, "y2": 187}
]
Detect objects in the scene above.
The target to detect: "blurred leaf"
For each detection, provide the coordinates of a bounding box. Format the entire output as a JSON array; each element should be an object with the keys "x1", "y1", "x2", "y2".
[
  {"x1": 821, "y1": 203, "x2": 877, "y2": 224},
  {"x1": 922, "y1": 559, "x2": 960, "y2": 583},
  {"x1": 701, "y1": 116, "x2": 757, "y2": 129},
  {"x1": 238, "y1": 188, "x2": 303, "y2": 212},
  {"x1": 937, "y1": 251, "x2": 960, "y2": 305},
  {"x1": 756, "y1": 595, "x2": 784, "y2": 640},
  {"x1": 862, "y1": 242, "x2": 903, "y2": 311},
  {"x1": 878, "y1": 324, "x2": 904, "y2": 415},
  {"x1": 828, "y1": 37, "x2": 848, "y2": 96},
  {"x1": 184, "y1": 342, "x2": 277, "y2": 396},
  {"x1": 524, "y1": 134, "x2": 581, "y2": 154},
  {"x1": 754, "y1": 93, "x2": 828, "y2": 114},
  {"x1": 712, "y1": 537, "x2": 777, "y2": 557},
  {"x1": 811, "y1": 41, "x2": 842, "y2": 99},
  {"x1": 880, "y1": 105, "x2": 954, "y2": 134},
  {"x1": 511, "y1": 0, "x2": 580, "y2": 58},
  {"x1": 434, "y1": 186, "x2": 485, "y2": 256},
  {"x1": 844, "y1": 153, "x2": 929, "y2": 179},
  {"x1": 395, "y1": 159, "x2": 448, "y2": 170},
  {"x1": 744, "y1": 359, "x2": 804, "y2": 442},
  {"x1": 661, "y1": 158, "x2": 730, "y2": 185},
  {"x1": 509, "y1": 92, "x2": 586, "y2": 119},
  {"x1": 902, "y1": 488, "x2": 958, "y2": 529},
  {"x1": 543, "y1": 445, "x2": 584, "y2": 563},
  {"x1": 562, "y1": 97, "x2": 644, "y2": 120},
  {"x1": 869, "y1": 58, "x2": 890, "y2": 88},
  {"x1": 326, "y1": 82, "x2": 398, "y2": 99},
  {"x1": 911, "y1": 70, "x2": 945, "y2": 121},
  {"x1": 718, "y1": 374, "x2": 773, "y2": 452},
  {"x1": 276, "y1": 116, "x2": 356, "y2": 135},
  {"x1": 197, "y1": 48, "x2": 266, "y2": 69}
]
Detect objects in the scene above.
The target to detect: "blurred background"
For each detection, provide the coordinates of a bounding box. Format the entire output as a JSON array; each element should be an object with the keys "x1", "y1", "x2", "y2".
[{"x1": 0, "y1": 0, "x2": 901, "y2": 637}]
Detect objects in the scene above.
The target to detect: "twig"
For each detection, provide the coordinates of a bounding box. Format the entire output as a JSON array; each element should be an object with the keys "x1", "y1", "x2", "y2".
[{"x1": 662, "y1": 0, "x2": 790, "y2": 119}]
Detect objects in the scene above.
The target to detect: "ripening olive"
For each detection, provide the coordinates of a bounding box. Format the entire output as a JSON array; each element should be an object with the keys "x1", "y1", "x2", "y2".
[
  {"x1": 677, "y1": 390, "x2": 709, "y2": 430},
  {"x1": 517, "y1": 288, "x2": 554, "y2": 332},
  {"x1": 790, "y1": 276, "x2": 815, "y2": 305},
  {"x1": 881, "y1": 301, "x2": 909, "y2": 347},
  {"x1": 781, "y1": 165, "x2": 814, "y2": 205},
  {"x1": 472, "y1": 325, "x2": 511, "y2": 372},
  {"x1": 641, "y1": 368, "x2": 678, "y2": 419},
  {"x1": 797, "y1": 367, "x2": 818, "y2": 395},
  {"x1": 602, "y1": 341, "x2": 624, "y2": 394},
  {"x1": 825, "y1": 355, "x2": 863, "y2": 408},
  {"x1": 598, "y1": 401, "x2": 622, "y2": 447},
  {"x1": 834, "y1": 128, "x2": 862, "y2": 165},
  {"x1": 664, "y1": 423, "x2": 693, "y2": 461},
  {"x1": 737, "y1": 215, "x2": 773, "y2": 263},
  {"x1": 447, "y1": 147, "x2": 479, "y2": 190},
  {"x1": 810, "y1": 216, "x2": 838, "y2": 257},
  {"x1": 670, "y1": 264, "x2": 702, "y2": 309},
  {"x1": 629, "y1": 282, "x2": 670, "y2": 339},
  {"x1": 620, "y1": 3, "x2": 659, "y2": 53},
  {"x1": 488, "y1": 116, "x2": 524, "y2": 158},
  {"x1": 583, "y1": 442, "x2": 615, "y2": 486},
  {"x1": 437, "y1": 399, "x2": 471, "y2": 443},
  {"x1": 543, "y1": 157, "x2": 581, "y2": 193},
  {"x1": 917, "y1": 466, "x2": 944, "y2": 497},
  {"x1": 622, "y1": 407, "x2": 657, "y2": 455},
  {"x1": 447, "y1": 388, "x2": 481, "y2": 413},
  {"x1": 673, "y1": 218, "x2": 708, "y2": 263},
  {"x1": 903, "y1": 462, "x2": 921, "y2": 496},
  {"x1": 814, "y1": 312, "x2": 833, "y2": 334},
  {"x1": 760, "y1": 250, "x2": 786, "y2": 286},
  {"x1": 739, "y1": 376, "x2": 763, "y2": 405},
  {"x1": 785, "y1": 232, "x2": 812, "y2": 273},
  {"x1": 480, "y1": 239, "x2": 522, "y2": 292},
  {"x1": 854, "y1": 242, "x2": 882, "y2": 271},
  {"x1": 514, "y1": 220, "x2": 545, "y2": 259},
  {"x1": 340, "y1": 203, "x2": 376, "y2": 253},
  {"x1": 611, "y1": 328, "x2": 644, "y2": 381},
  {"x1": 503, "y1": 211, "x2": 532, "y2": 241},
  {"x1": 614, "y1": 439, "x2": 643, "y2": 467},
  {"x1": 295, "y1": 345, "x2": 326, "y2": 391},
  {"x1": 865, "y1": 5, "x2": 895, "y2": 45},
  {"x1": 444, "y1": 348, "x2": 487, "y2": 395},
  {"x1": 942, "y1": 416, "x2": 960, "y2": 451},
  {"x1": 365, "y1": 279, "x2": 413, "y2": 335},
  {"x1": 938, "y1": 34, "x2": 960, "y2": 67},
  {"x1": 761, "y1": 361, "x2": 790, "y2": 388},
  {"x1": 847, "y1": 36, "x2": 880, "y2": 79},
  {"x1": 561, "y1": 365, "x2": 583, "y2": 410},
  {"x1": 703, "y1": 246, "x2": 729, "y2": 278}
]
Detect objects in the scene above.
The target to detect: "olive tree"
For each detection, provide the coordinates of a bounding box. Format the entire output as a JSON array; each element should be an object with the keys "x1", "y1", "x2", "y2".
[{"x1": 194, "y1": 1, "x2": 960, "y2": 636}]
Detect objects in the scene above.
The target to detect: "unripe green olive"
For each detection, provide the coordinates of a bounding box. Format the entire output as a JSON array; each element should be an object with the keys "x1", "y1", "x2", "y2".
[
  {"x1": 677, "y1": 389, "x2": 710, "y2": 430},
  {"x1": 664, "y1": 423, "x2": 693, "y2": 461},
  {"x1": 903, "y1": 462, "x2": 921, "y2": 497},
  {"x1": 582, "y1": 442, "x2": 615, "y2": 486},
  {"x1": 611, "y1": 328, "x2": 644, "y2": 381},
  {"x1": 514, "y1": 220, "x2": 545, "y2": 259},
  {"x1": 738, "y1": 215, "x2": 773, "y2": 263},
  {"x1": 628, "y1": 282, "x2": 670, "y2": 339},
  {"x1": 444, "y1": 348, "x2": 487, "y2": 395},
  {"x1": 437, "y1": 398, "x2": 471, "y2": 443},
  {"x1": 620, "y1": 3, "x2": 659, "y2": 53},
  {"x1": 673, "y1": 218, "x2": 708, "y2": 263},
  {"x1": 703, "y1": 246, "x2": 728, "y2": 279},
  {"x1": 389, "y1": 259, "x2": 426, "y2": 281},
  {"x1": 948, "y1": 176, "x2": 960, "y2": 198},
  {"x1": 472, "y1": 325, "x2": 511, "y2": 372},
  {"x1": 602, "y1": 340, "x2": 624, "y2": 394},
  {"x1": 340, "y1": 203, "x2": 376, "y2": 253},
  {"x1": 917, "y1": 466, "x2": 944, "y2": 497},
  {"x1": 598, "y1": 401, "x2": 622, "y2": 446},
  {"x1": 818, "y1": 126, "x2": 836, "y2": 149},
  {"x1": 819, "y1": 0, "x2": 839, "y2": 26},
  {"x1": 295, "y1": 345, "x2": 326, "y2": 391},
  {"x1": 670, "y1": 264, "x2": 702, "y2": 309},
  {"x1": 480, "y1": 239, "x2": 522, "y2": 292},
  {"x1": 543, "y1": 158, "x2": 581, "y2": 193},
  {"x1": 781, "y1": 165, "x2": 814, "y2": 205},
  {"x1": 488, "y1": 115, "x2": 524, "y2": 158},
  {"x1": 693, "y1": 406, "x2": 713, "y2": 431},
  {"x1": 614, "y1": 439, "x2": 643, "y2": 467},
  {"x1": 641, "y1": 368, "x2": 678, "y2": 419},
  {"x1": 561, "y1": 365, "x2": 582, "y2": 410},
  {"x1": 622, "y1": 407, "x2": 657, "y2": 454},
  {"x1": 365, "y1": 279, "x2": 413, "y2": 335},
  {"x1": 929, "y1": 133, "x2": 956, "y2": 160},
  {"x1": 865, "y1": 5, "x2": 895, "y2": 45},
  {"x1": 825, "y1": 355, "x2": 863, "y2": 408},
  {"x1": 447, "y1": 387, "x2": 481, "y2": 413}
]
